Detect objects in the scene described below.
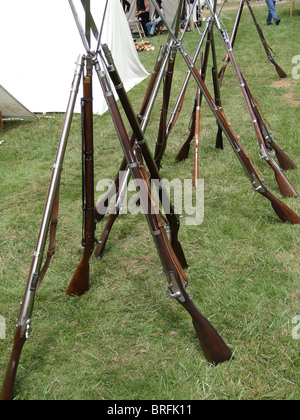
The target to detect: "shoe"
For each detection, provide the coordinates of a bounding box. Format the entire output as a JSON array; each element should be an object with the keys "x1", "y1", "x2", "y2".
[{"x1": 275, "y1": 19, "x2": 281, "y2": 25}]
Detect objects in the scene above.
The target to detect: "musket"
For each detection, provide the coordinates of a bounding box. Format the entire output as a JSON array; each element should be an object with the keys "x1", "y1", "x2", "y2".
[
  {"x1": 209, "y1": 5, "x2": 297, "y2": 198},
  {"x1": 66, "y1": 57, "x2": 97, "y2": 296},
  {"x1": 99, "y1": 44, "x2": 188, "y2": 269},
  {"x1": 218, "y1": 0, "x2": 245, "y2": 87},
  {"x1": 246, "y1": 0, "x2": 287, "y2": 79},
  {"x1": 245, "y1": 0, "x2": 287, "y2": 79},
  {"x1": 150, "y1": 0, "x2": 300, "y2": 224},
  {"x1": 0, "y1": 55, "x2": 85, "y2": 400},
  {"x1": 218, "y1": 0, "x2": 287, "y2": 86},
  {"x1": 96, "y1": 63, "x2": 232, "y2": 364}
]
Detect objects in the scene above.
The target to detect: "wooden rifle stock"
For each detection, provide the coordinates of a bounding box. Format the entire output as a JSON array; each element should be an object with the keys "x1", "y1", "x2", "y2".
[
  {"x1": 268, "y1": 138, "x2": 296, "y2": 171},
  {"x1": 97, "y1": 66, "x2": 232, "y2": 364},
  {"x1": 66, "y1": 65, "x2": 96, "y2": 296},
  {"x1": 0, "y1": 327, "x2": 26, "y2": 400},
  {"x1": 265, "y1": 191, "x2": 300, "y2": 224},
  {"x1": 175, "y1": 100, "x2": 196, "y2": 161},
  {"x1": 156, "y1": 221, "x2": 232, "y2": 364},
  {"x1": 218, "y1": 62, "x2": 226, "y2": 89},
  {"x1": 218, "y1": 59, "x2": 228, "y2": 89}
]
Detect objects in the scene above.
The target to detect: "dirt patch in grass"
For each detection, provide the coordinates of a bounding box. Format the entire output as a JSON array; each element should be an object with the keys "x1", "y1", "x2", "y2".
[
  {"x1": 270, "y1": 79, "x2": 295, "y2": 89},
  {"x1": 283, "y1": 92, "x2": 300, "y2": 107},
  {"x1": 270, "y1": 78, "x2": 300, "y2": 106}
]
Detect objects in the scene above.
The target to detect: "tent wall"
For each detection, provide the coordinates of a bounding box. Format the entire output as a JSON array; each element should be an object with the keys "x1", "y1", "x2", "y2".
[
  {"x1": 0, "y1": 85, "x2": 38, "y2": 120},
  {"x1": 0, "y1": 0, "x2": 149, "y2": 115}
]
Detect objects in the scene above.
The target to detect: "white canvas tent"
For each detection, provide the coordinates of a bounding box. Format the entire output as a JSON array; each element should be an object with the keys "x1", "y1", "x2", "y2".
[
  {"x1": 0, "y1": 0, "x2": 149, "y2": 116},
  {"x1": 0, "y1": 85, "x2": 38, "y2": 120}
]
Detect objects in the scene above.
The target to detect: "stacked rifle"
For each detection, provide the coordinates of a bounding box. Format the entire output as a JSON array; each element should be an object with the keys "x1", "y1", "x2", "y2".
[{"x1": 1, "y1": 0, "x2": 299, "y2": 400}]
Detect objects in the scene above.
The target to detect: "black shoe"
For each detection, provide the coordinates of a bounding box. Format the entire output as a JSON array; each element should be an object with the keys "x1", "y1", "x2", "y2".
[{"x1": 275, "y1": 19, "x2": 281, "y2": 25}]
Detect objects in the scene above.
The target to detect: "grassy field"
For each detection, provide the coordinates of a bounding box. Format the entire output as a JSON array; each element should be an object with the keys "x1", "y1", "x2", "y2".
[{"x1": 0, "y1": 1, "x2": 299, "y2": 400}]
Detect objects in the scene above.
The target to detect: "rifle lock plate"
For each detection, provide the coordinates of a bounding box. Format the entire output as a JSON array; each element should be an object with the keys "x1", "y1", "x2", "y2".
[{"x1": 166, "y1": 272, "x2": 185, "y2": 303}]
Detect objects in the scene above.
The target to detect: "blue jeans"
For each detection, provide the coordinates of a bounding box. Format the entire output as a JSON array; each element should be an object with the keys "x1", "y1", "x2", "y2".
[
  {"x1": 265, "y1": 0, "x2": 278, "y2": 24},
  {"x1": 146, "y1": 20, "x2": 161, "y2": 36}
]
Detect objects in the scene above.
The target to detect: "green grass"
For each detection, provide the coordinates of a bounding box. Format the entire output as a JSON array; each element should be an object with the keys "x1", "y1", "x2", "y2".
[{"x1": 0, "y1": 2, "x2": 299, "y2": 400}]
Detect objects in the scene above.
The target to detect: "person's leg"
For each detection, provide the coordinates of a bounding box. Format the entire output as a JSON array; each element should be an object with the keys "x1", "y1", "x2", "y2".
[
  {"x1": 141, "y1": 13, "x2": 150, "y2": 36},
  {"x1": 150, "y1": 21, "x2": 160, "y2": 35},
  {"x1": 265, "y1": 0, "x2": 279, "y2": 24},
  {"x1": 266, "y1": 8, "x2": 272, "y2": 24},
  {"x1": 146, "y1": 21, "x2": 152, "y2": 34}
]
